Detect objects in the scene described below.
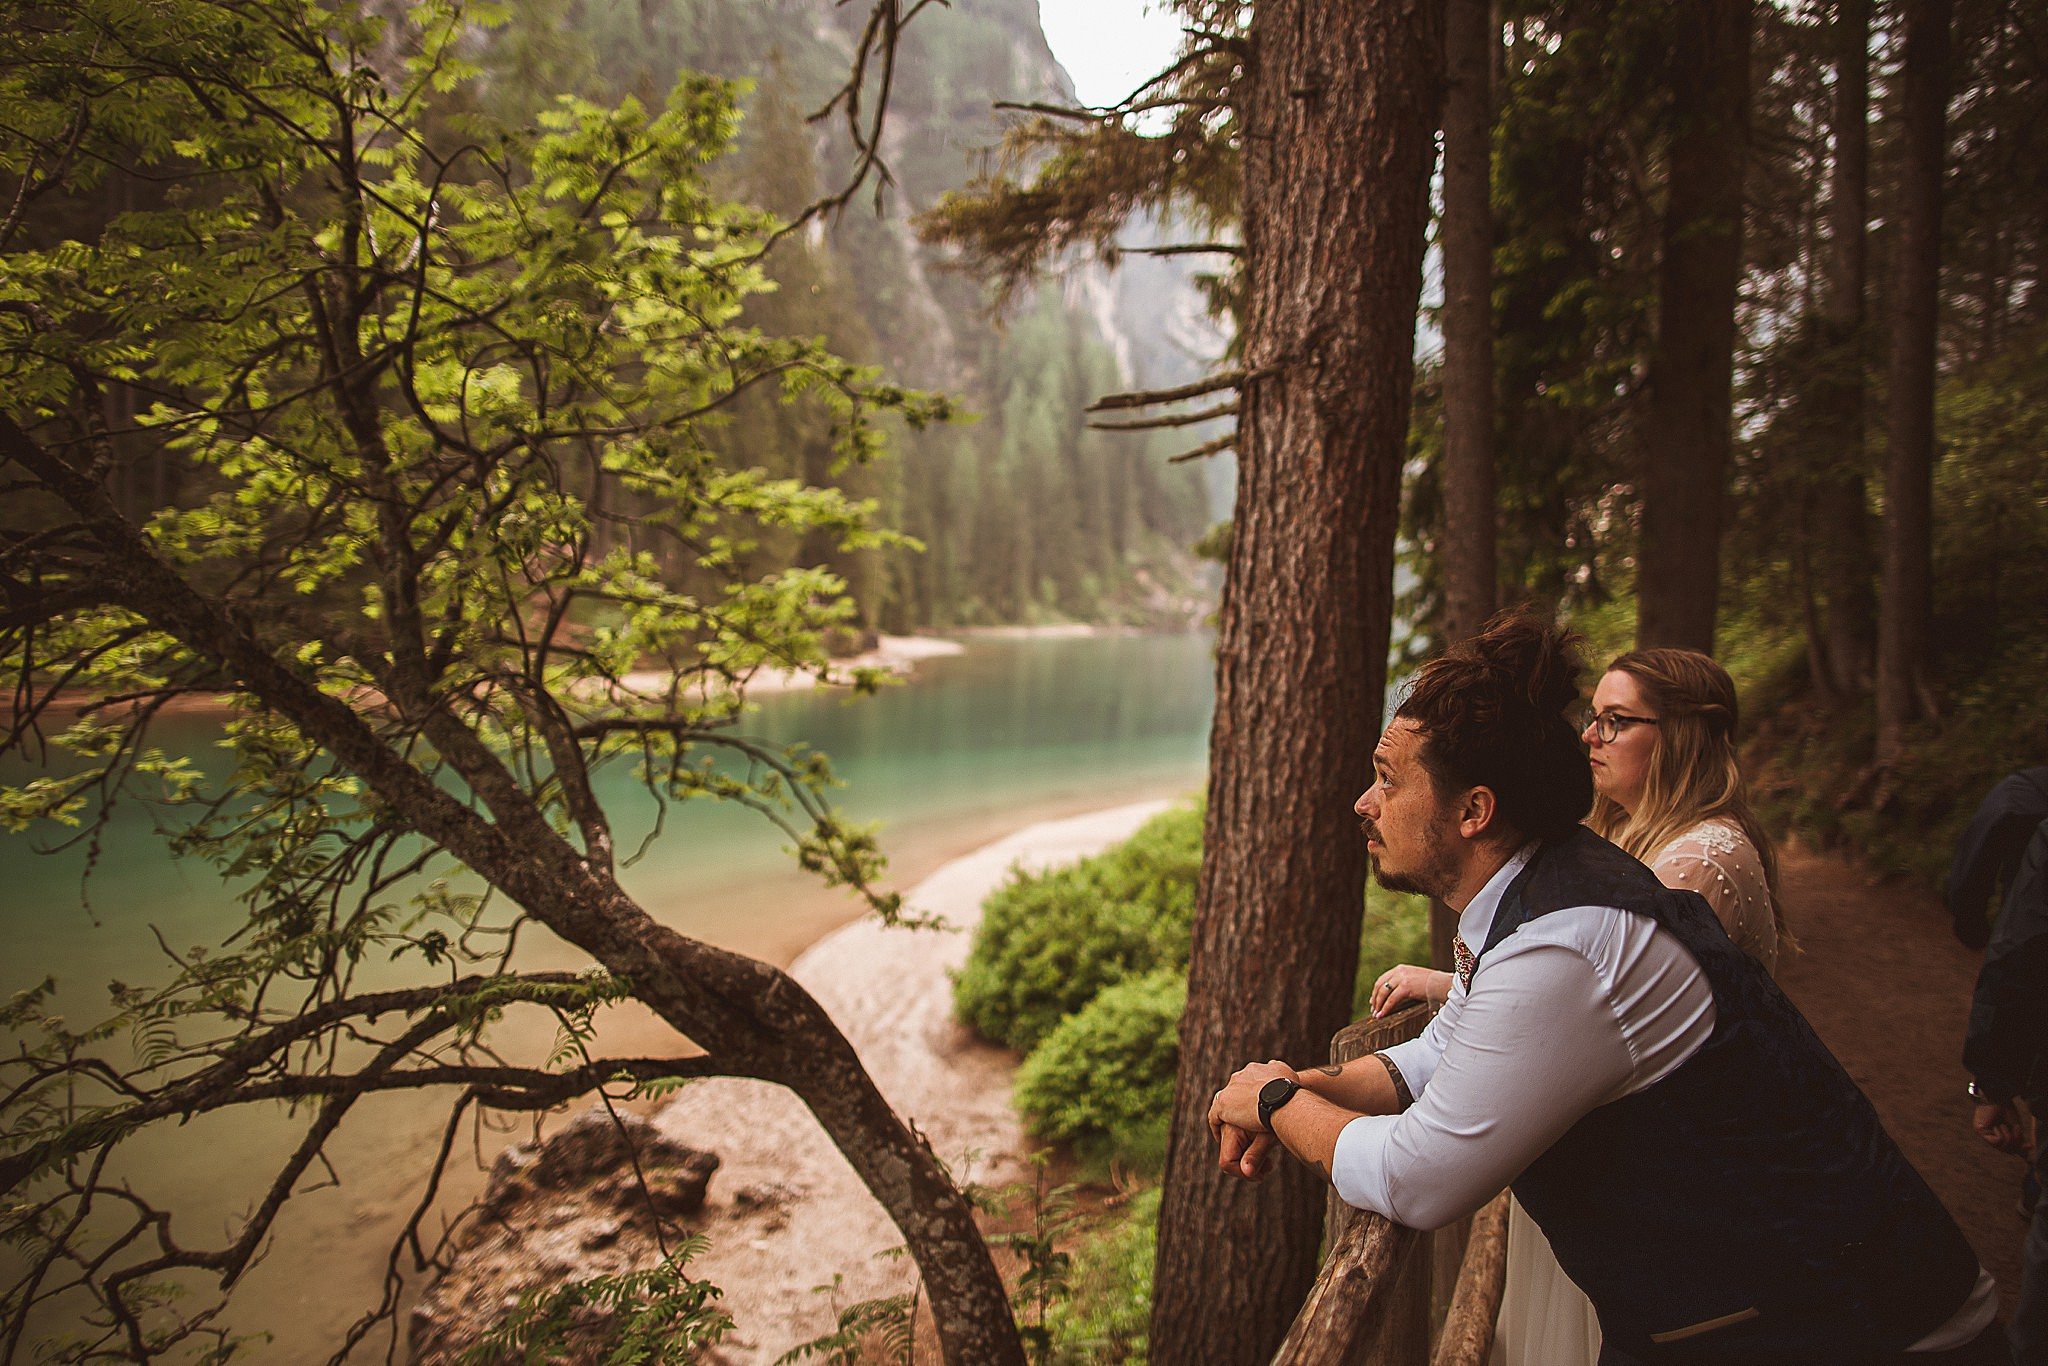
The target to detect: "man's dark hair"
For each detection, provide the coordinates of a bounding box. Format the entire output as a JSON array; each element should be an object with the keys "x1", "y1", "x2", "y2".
[{"x1": 1393, "y1": 606, "x2": 1593, "y2": 842}]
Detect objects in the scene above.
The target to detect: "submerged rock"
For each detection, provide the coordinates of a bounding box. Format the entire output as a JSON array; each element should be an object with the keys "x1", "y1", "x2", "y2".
[{"x1": 410, "y1": 1108, "x2": 718, "y2": 1364}]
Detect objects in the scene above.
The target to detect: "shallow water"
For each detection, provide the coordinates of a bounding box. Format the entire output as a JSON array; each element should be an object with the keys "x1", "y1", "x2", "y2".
[{"x1": 0, "y1": 632, "x2": 1214, "y2": 1360}]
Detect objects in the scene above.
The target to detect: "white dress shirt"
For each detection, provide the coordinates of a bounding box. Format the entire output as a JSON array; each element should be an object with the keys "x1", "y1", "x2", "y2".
[{"x1": 1328, "y1": 844, "x2": 1996, "y2": 1351}]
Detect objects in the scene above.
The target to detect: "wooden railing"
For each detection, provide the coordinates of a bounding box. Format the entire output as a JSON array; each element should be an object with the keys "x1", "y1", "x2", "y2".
[{"x1": 1271, "y1": 1005, "x2": 1512, "y2": 1366}]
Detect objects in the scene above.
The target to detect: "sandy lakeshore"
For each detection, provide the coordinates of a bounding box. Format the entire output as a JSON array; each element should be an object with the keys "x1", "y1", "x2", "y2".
[
  {"x1": 13, "y1": 635, "x2": 966, "y2": 721},
  {"x1": 411, "y1": 798, "x2": 1176, "y2": 1362},
  {"x1": 651, "y1": 798, "x2": 1173, "y2": 1358},
  {"x1": 606, "y1": 633, "x2": 966, "y2": 703}
]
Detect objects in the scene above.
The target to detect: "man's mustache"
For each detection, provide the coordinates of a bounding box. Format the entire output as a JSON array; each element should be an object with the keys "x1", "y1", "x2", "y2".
[{"x1": 1359, "y1": 817, "x2": 1380, "y2": 843}]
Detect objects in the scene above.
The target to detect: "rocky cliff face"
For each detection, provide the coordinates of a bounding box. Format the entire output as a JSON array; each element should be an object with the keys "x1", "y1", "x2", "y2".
[
  {"x1": 803, "y1": 0, "x2": 1209, "y2": 388},
  {"x1": 801, "y1": 0, "x2": 1231, "y2": 620}
]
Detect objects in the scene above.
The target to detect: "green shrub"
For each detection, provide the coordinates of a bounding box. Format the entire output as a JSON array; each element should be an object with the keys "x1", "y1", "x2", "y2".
[
  {"x1": 1006, "y1": 887, "x2": 1429, "y2": 1170},
  {"x1": 1044, "y1": 1185, "x2": 1159, "y2": 1365},
  {"x1": 963, "y1": 798, "x2": 1432, "y2": 1185},
  {"x1": 954, "y1": 802, "x2": 1201, "y2": 1052},
  {"x1": 1013, "y1": 969, "x2": 1184, "y2": 1171}
]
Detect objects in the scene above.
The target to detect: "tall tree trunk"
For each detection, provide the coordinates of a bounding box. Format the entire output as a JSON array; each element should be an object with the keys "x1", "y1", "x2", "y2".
[
  {"x1": 1634, "y1": 0, "x2": 1753, "y2": 653},
  {"x1": 1814, "y1": 0, "x2": 1878, "y2": 698},
  {"x1": 1441, "y1": 0, "x2": 1497, "y2": 651},
  {"x1": 1977, "y1": 220, "x2": 2007, "y2": 362},
  {"x1": 1878, "y1": 0, "x2": 1953, "y2": 760},
  {"x1": 1147, "y1": 3, "x2": 1443, "y2": 1363},
  {"x1": 1972, "y1": 16, "x2": 2012, "y2": 362},
  {"x1": 1435, "y1": 0, "x2": 1496, "y2": 977}
]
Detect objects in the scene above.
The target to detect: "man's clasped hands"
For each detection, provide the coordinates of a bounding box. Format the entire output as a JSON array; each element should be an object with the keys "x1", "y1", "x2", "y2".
[{"x1": 1206, "y1": 1059, "x2": 1298, "y2": 1181}]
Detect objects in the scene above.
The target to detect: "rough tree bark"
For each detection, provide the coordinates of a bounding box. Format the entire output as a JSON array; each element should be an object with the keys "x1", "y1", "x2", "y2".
[
  {"x1": 1877, "y1": 0, "x2": 1953, "y2": 761},
  {"x1": 1441, "y1": 0, "x2": 1497, "y2": 652},
  {"x1": 1813, "y1": 0, "x2": 1878, "y2": 699},
  {"x1": 1435, "y1": 0, "x2": 1498, "y2": 979},
  {"x1": 1146, "y1": 2, "x2": 1444, "y2": 1363},
  {"x1": 0, "y1": 414, "x2": 1027, "y2": 1366},
  {"x1": 1634, "y1": 0, "x2": 1753, "y2": 653}
]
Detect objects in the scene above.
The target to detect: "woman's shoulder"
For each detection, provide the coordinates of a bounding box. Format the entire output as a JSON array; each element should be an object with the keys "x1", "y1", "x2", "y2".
[{"x1": 1651, "y1": 816, "x2": 1760, "y2": 869}]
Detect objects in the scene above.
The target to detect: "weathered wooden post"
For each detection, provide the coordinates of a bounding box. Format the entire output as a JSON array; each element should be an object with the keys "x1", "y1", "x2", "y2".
[
  {"x1": 1277, "y1": 1003, "x2": 1514, "y2": 1365},
  {"x1": 1277, "y1": 1004, "x2": 1432, "y2": 1365},
  {"x1": 1431, "y1": 1193, "x2": 1510, "y2": 1366},
  {"x1": 1271, "y1": 1209, "x2": 1425, "y2": 1365}
]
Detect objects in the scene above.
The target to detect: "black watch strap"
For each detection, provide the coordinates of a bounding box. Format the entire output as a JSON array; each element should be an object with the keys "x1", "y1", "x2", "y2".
[{"x1": 1258, "y1": 1077, "x2": 1302, "y2": 1130}]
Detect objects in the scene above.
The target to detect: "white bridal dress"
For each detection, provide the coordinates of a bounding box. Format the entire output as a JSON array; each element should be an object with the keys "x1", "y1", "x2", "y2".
[{"x1": 1490, "y1": 817, "x2": 1778, "y2": 1366}]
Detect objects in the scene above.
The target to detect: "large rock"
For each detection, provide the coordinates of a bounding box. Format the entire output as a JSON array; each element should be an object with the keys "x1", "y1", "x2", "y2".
[
  {"x1": 410, "y1": 1108, "x2": 719, "y2": 1364},
  {"x1": 480, "y1": 1109, "x2": 718, "y2": 1217}
]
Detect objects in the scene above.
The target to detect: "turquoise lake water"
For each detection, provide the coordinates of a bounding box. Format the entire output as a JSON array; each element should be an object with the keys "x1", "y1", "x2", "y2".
[
  {"x1": 0, "y1": 631, "x2": 1216, "y2": 1358},
  {"x1": 2, "y1": 632, "x2": 1217, "y2": 1000}
]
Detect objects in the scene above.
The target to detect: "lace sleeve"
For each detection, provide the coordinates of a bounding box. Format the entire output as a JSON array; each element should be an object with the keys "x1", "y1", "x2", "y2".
[{"x1": 1651, "y1": 822, "x2": 1779, "y2": 975}]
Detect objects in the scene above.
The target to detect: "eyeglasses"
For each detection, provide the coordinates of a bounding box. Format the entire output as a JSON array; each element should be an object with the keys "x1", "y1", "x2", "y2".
[{"x1": 1578, "y1": 709, "x2": 1660, "y2": 744}]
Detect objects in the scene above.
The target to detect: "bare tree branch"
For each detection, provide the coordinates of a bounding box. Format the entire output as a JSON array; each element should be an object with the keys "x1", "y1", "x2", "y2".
[
  {"x1": 761, "y1": 0, "x2": 949, "y2": 249},
  {"x1": 1089, "y1": 401, "x2": 1238, "y2": 431},
  {"x1": 1113, "y1": 241, "x2": 1244, "y2": 258},
  {"x1": 1087, "y1": 368, "x2": 1250, "y2": 412},
  {"x1": 1168, "y1": 432, "x2": 1237, "y2": 464}
]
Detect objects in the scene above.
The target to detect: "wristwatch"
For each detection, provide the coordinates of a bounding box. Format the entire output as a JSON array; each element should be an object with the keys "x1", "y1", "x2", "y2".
[
  {"x1": 1257, "y1": 1077, "x2": 1302, "y2": 1131},
  {"x1": 1967, "y1": 1080, "x2": 2012, "y2": 1106}
]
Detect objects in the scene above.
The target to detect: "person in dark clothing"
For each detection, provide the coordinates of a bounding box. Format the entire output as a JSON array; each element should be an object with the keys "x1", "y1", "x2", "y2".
[
  {"x1": 1951, "y1": 766, "x2": 2048, "y2": 1270},
  {"x1": 1948, "y1": 767, "x2": 2048, "y2": 949},
  {"x1": 1966, "y1": 815, "x2": 2048, "y2": 1364}
]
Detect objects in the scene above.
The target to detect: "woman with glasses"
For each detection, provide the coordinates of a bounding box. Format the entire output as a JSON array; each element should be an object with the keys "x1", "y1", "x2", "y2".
[
  {"x1": 1579, "y1": 646, "x2": 1790, "y2": 972},
  {"x1": 1370, "y1": 645, "x2": 1792, "y2": 1366}
]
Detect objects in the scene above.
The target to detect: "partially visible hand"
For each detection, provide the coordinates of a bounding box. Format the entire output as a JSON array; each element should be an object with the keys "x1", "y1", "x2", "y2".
[
  {"x1": 1371, "y1": 964, "x2": 1452, "y2": 1018},
  {"x1": 1217, "y1": 1126, "x2": 1278, "y2": 1181},
  {"x1": 1208, "y1": 1060, "x2": 1298, "y2": 1180},
  {"x1": 1974, "y1": 1100, "x2": 2028, "y2": 1155}
]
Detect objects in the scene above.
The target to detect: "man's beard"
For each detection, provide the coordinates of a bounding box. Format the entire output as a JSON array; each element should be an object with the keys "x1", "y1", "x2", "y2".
[{"x1": 1362, "y1": 816, "x2": 1461, "y2": 900}]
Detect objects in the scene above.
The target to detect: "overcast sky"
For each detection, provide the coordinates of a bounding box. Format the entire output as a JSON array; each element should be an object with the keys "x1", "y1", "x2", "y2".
[{"x1": 1036, "y1": 0, "x2": 1184, "y2": 108}]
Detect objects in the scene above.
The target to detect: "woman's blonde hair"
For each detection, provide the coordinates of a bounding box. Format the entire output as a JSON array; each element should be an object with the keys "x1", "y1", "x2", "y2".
[{"x1": 1585, "y1": 648, "x2": 1797, "y2": 954}]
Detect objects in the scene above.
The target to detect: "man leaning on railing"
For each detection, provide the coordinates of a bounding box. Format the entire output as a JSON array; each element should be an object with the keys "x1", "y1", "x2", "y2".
[{"x1": 1208, "y1": 609, "x2": 2008, "y2": 1366}]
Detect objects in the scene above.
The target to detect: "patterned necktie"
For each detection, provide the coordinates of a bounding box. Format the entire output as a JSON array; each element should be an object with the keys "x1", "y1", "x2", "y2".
[{"x1": 1453, "y1": 933, "x2": 1476, "y2": 992}]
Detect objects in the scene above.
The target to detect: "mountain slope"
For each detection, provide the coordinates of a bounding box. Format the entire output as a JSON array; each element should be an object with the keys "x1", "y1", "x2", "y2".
[{"x1": 484, "y1": 0, "x2": 1223, "y2": 629}]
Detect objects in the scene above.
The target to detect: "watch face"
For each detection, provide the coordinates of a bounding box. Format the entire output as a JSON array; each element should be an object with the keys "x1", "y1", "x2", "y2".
[{"x1": 1259, "y1": 1077, "x2": 1295, "y2": 1107}]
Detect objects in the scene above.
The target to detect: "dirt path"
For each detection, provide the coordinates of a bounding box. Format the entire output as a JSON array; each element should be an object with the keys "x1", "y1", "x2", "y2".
[{"x1": 1773, "y1": 838, "x2": 2028, "y2": 1309}]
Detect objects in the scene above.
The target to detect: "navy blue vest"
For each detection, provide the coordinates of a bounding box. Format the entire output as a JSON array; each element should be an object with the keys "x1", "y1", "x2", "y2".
[{"x1": 1482, "y1": 829, "x2": 1979, "y2": 1363}]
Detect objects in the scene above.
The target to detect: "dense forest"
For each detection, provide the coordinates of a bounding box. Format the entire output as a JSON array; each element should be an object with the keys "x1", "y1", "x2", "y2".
[{"x1": 23, "y1": 0, "x2": 1222, "y2": 637}]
